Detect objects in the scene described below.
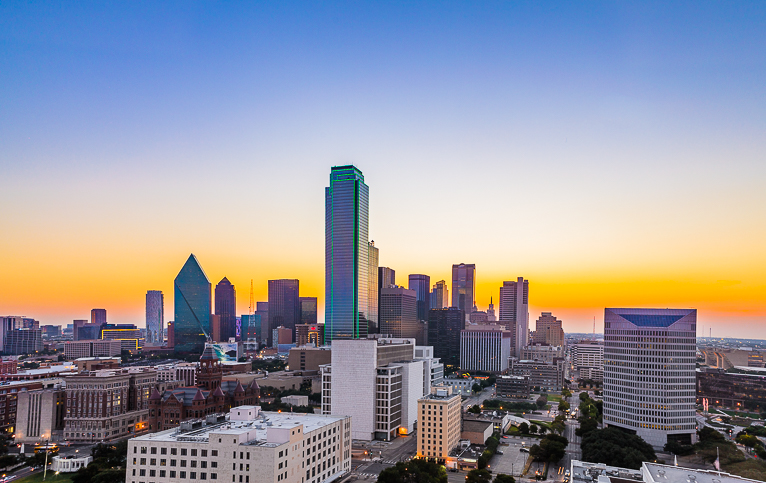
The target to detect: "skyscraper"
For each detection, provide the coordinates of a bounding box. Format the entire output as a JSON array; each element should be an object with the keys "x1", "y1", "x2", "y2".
[
  {"x1": 214, "y1": 277, "x2": 236, "y2": 342},
  {"x1": 378, "y1": 267, "x2": 395, "y2": 289},
  {"x1": 451, "y1": 264, "x2": 475, "y2": 319},
  {"x1": 603, "y1": 308, "x2": 697, "y2": 448},
  {"x1": 325, "y1": 165, "x2": 369, "y2": 341},
  {"x1": 299, "y1": 296, "x2": 318, "y2": 325},
  {"x1": 499, "y1": 277, "x2": 529, "y2": 357},
  {"x1": 268, "y1": 279, "x2": 300, "y2": 336},
  {"x1": 145, "y1": 290, "x2": 164, "y2": 346},
  {"x1": 531, "y1": 312, "x2": 564, "y2": 346},
  {"x1": 90, "y1": 309, "x2": 107, "y2": 325},
  {"x1": 408, "y1": 274, "x2": 431, "y2": 323},
  {"x1": 427, "y1": 307, "x2": 465, "y2": 368},
  {"x1": 379, "y1": 287, "x2": 419, "y2": 339},
  {"x1": 430, "y1": 280, "x2": 449, "y2": 309},
  {"x1": 255, "y1": 301, "x2": 269, "y2": 346},
  {"x1": 367, "y1": 241, "x2": 379, "y2": 333},
  {"x1": 173, "y1": 254, "x2": 211, "y2": 354}
]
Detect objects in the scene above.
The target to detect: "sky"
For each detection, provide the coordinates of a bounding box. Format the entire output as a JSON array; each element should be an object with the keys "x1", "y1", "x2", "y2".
[{"x1": 1, "y1": 2, "x2": 765, "y2": 337}]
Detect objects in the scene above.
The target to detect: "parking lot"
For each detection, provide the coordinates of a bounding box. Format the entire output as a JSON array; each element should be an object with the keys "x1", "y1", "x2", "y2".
[{"x1": 489, "y1": 437, "x2": 531, "y2": 479}]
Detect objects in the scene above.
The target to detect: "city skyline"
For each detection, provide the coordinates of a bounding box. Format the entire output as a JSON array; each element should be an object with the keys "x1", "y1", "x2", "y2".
[{"x1": 1, "y1": 3, "x2": 764, "y2": 338}]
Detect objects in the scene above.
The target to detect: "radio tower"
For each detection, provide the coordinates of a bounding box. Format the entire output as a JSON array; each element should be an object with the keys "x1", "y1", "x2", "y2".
[{"x1": 249, "y1": 279, "x2": 254, "y2": 315}]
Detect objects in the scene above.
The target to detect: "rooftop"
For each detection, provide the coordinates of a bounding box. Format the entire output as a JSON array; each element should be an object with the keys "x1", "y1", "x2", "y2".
[
  {"x1": 643, "y1": 462, "x2": 761, "y2": 483},
  {"x1": 133, "y1": 406, "x2": 346, "y2": 447}
]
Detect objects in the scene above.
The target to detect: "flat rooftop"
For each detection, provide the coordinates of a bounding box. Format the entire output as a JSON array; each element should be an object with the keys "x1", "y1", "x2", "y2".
[
  {"x1": 133, "y1": 407, "x2": 346, "y2": 447},
  {"x1": 643, "y1": 462, "x2": 761, "y2": 483}
]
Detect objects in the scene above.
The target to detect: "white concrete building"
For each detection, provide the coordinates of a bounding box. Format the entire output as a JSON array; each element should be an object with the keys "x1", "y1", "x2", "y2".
[
  {"x1": 414, "y1": 346, "x2": 444, "y2": 395},
  {"x1": 442, "y1": 377, "x2": 475, "y2": 396},
  {"x1": 521, "y1": 344, "x2": 564, "y2": 363},
  {"x1": 321, "y1": 338, "x2": 440, "y2": 441},
  {"x1": 52, "y1": 455, "x2": 93, "y2": 472},
  {"x1": 126, "y1": 406, "x2": 351, "y2": 483},
  {"x1": 460, "y1": 326, "x2": 512, "y2": 372},
  {"x1": 603, "y1": 308, "x2": 697, "y2": 448},
  {"x1": 498, "y1": 277, "x2": 529, "y2": 357},
  {"x1": 571, "y1": 340, "x2": 604, "y2": 382}
]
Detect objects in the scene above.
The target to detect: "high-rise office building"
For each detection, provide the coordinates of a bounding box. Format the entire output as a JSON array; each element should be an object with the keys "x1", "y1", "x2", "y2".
[
  {"x1": 299, "y1": 296, "x2": 318, "y2": 325},
  {"x1": 460, "y1": 326, "x2": 512, "y2": 373},
  {"x1": 379, "y1": 267, "x2": 396, "y2": 289},
  {"x1": 499, "y1": 277, "x2": 529, "y2": 357},
  {"x1": 239, "y1": 314, "x2": 260, "y2": 341},
  {"x1": 173, "y1": 254, "x2": 211, "y2": 354},
  {"x1": 603, "y1": 308, "x2": 697, "y2": 448},
  {"x1": 408, "y1": 274, "x2": 431, "y2": 323},
  {"x1": 427, "y1": 308, "x2": 464, "y2": 368},
  {"x1": 325, "y1": 165, "x2": 369, "y2": 341},
  {"x1": 531, "y1": 312, "x2": 564, "y2": 346},
  {"x1": 268, "y1": 279, "x2": 300, "y2": 337},
  {"x1": 379, "y1": 287, "x2": 419, "y2": 339},
  {"x1": 145, "y1": 290, "x2": 164, "y2": 346},
  {"x1": 214, "y1": 277, "x2": 236, "y2": 342},
  {"x1": 430, "y1": 280, "x2": 449, "y2": 309},
  {"x1": 90, "y1": 309, "x2": 107, "y2": 325},
  {"x1": 255, "y1": 302, "x2": 269, "y2": 346},
  {"x1": 367, "y1": 241, "x2": 379, "y2": 333},
  {"x1": 451, "y1": 264, "x2": 475, "y2": 319}
]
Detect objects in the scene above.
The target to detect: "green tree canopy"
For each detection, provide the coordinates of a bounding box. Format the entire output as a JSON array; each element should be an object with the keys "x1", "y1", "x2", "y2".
[
  {"x1": 581, "y1": 428, "x2": 657, "y2": 469},
  {"x1": 465, "y1": 469, "x2": 493, "y2": 483},
  {"x1": 378, "y1": 459, "x2": 448, "y2": 483},
  {"x1": 493, "y1": 475, "x2": 515, "y2": 483}
]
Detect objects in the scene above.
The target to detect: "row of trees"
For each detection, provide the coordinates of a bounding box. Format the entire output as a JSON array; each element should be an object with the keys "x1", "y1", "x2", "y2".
[
  {"x1": 482, "y1": 400, "x2": 537, "y2": 412},
  {"x1": 71, "y1": 441, "x2": 129, "y2": 483},
  {"x1": 378, "y1": 458, "x2": 515, "y2": 483}
]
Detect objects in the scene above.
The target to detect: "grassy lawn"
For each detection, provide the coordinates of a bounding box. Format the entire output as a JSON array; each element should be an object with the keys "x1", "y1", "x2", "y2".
[
  {"x1": 719, "y1": 409, "x2": 762, "y2": 419},
  {"x1": 14, "y1": 471, "x2": 74, "y2": 483},
  {"x1": 723, "y1": 459, "x2": 766, "y2": 481},
  {"x1": 546, "y1": 394, "x2": 562, "y2": 403},
  {"x1": 530, "y1": 420, "x2": 552, "y2": 431}
]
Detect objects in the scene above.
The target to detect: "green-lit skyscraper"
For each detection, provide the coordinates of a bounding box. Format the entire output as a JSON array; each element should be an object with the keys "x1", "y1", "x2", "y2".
[
  {"x1": 174, "y1": 254, "x2": 211, "y2": 354},
  {"x1": 325, "y1": 165, "x2": 369, "y2": 341}
]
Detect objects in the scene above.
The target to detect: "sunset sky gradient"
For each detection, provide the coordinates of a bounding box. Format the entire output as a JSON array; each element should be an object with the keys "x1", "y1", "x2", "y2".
[{"x1": 1, "y1": 2, "x2": 764, "y2": 337}]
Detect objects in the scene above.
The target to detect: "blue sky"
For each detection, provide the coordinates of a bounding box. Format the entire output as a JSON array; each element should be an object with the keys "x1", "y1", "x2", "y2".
[{"x1": 1, "y1": 2, "x2": 765, "y2": 336}]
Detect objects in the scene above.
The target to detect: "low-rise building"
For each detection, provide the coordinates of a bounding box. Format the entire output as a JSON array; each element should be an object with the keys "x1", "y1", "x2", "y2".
[
  {"x1": 289, "y1": 346, "x2": 332, "y2": 371},
  {"x1": 570, "y1": 459, "x2": 761, "y2": 483},
  {"x1": 696, "y1": 367, "x2": 766, "y2": 411},
  {"x1": 509, "y1": 359, "x2": 566, "y2": 392},
  {"x1": 417, "y1": 386, "x2": 461, "y2": 461},
  {"x1": 64, "y1": 340, "x2": 122, "y2": 359},
  {"x1": 126, "y1": 406, "x2": 351, "y2": 483},
  {"x1": 14, "y1": 382, "x2": 66, "y2": 443},
  {"x1": 495, "y1": 375, "x2": 530, "y2": 399},
  {"x1": 73, "y1": 357, "x2": 121, "y2": 372},
  {"x1": 461, "y1": 420, "x2": 493, "y2": 445},
  {"x1": 62, "y1": 368, "x2": 157, "y2": 442},
  {"x1": 282, "y1": 395, "x2": 309, "y2": 407},
  {"x1": 52, "y1": 455, "x2": 93, "y2": 473},
  {"x1": 571, "y1": 340, "x2": 604, "y2": 382},
  {"x1": 442, "y1": 377, "x2": 475, "y2": 396},
  {"x1": 521, "y1": 345, "x2": 564, "y2": 364}
]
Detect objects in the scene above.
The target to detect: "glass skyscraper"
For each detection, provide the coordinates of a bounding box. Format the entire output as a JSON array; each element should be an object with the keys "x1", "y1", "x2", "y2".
[
  {"x1": 451, "y1": 263, "x2": 476, "y2": 318},
  {"x1": 215, "y1": 277, "x2": 236, "y2": 342},
  {"x1": 145, "y1": 290, "x2": 164, "y2": 346},
  {"x1": 173, "y1": 254, "x2": 211, "y2": 354},
  {"x1": 408, "y1": 274, "x2": 431, "y2": 322},
  {"x1": 325, "y1": 165, "x2": 369, "y2": 341}
]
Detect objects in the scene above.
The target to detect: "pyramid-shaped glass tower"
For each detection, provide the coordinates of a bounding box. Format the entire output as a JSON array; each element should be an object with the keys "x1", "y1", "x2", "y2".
[{"x1": 174, "y1": 254, "x2": 211, "y2": 354}]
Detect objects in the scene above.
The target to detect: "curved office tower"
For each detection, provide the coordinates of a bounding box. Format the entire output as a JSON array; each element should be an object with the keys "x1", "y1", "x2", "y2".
[
  {"x1": 173, "y1": 254, "x2": 211, "y2": 354},
  {"x1": 325, "y1": 165, "x2": 369, "y2": 341}
]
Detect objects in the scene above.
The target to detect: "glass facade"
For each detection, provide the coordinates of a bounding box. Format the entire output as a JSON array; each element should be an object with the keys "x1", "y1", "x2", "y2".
[
  {"x1": 408, "y1": 274, "x2": 431, "y2": 322},
  {"x1": 268, "y1": 279, "x2": 301, "y2": 334},
  {"x1": 214, "y1": 277, "x2": 236, "y2": 342},
  {"x1": 325, "y1": 165, "x2": 369, "y2": 341},
  {"x1": 451, "y1": 264, "x2": 475, "y2": 316},
  {"x1": 145, "y1": 290, "x2": 164, "y2": 346},
  {"x1": 173, "y1": 254, "x2": 211, "y2": 354}
]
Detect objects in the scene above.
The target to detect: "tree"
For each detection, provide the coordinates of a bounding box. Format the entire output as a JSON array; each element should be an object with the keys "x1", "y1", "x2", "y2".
[
  {"x1": 529, "y1": 424, "x2": 538, "y2": 434},
  {"x1": 0, "y1": 454, "x2": 16, "y2": 469},
  {"x1": 699, "y1": 427, "x2": 726, "y2": 443},
  {"x1": 536, "y1": 395, "x2": 548, "y2": 409},
  {"x1": 581, "y1": 428, "x2": 656, "y2": 469},
  {"x1": 465, "y1": 469, "x2": 493, "y2": 483},
  {"x1": 378, "y1": 459, "x2": 448, "y2": 483},
  {"x1": 664, "y1": 440, "x2": 694, "y2": 456},
  {"x1": 494, "y1": 475, "x2": 515, "y2": 483},
  {"x1": 558, "y1": 401, "x2": 570, "y2": 412},
  {"x1": 736, "y1": 434, "x2": 760, "y2": 448},
  {"x1": 472, "y1": 383, "x2": 484, "y2": 394},
  {"x1": 469, "y1": 405, "x2": 482, "y2": 414},
  {"x1": 530, "y1": 434, "x2": 568, "y2": 462},
  {"x1": 519, "y1": 422, "x2": 530, "y2": 434}
]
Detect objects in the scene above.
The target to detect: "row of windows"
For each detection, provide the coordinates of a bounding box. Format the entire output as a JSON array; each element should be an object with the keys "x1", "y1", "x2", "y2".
[{"x1": 133, "y1": 469, "x2": 216, "y2": 479}]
